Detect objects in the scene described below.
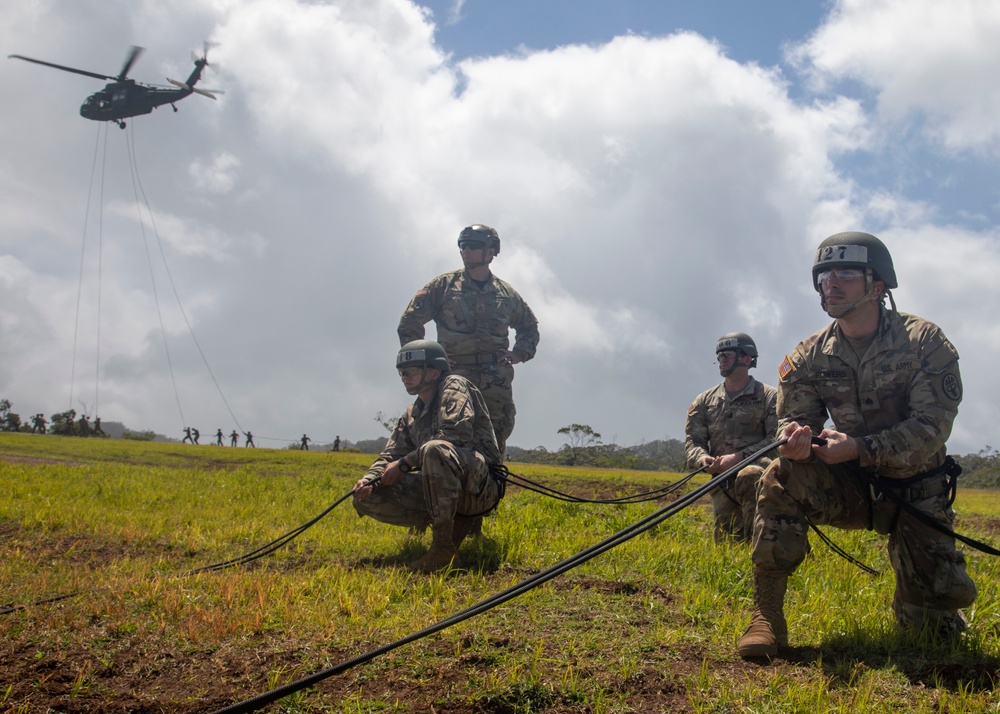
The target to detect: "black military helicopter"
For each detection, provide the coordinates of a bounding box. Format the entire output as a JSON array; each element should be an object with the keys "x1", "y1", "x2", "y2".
[{"x1": 8, "y1": 45, "x2": 218, "y2": 128}]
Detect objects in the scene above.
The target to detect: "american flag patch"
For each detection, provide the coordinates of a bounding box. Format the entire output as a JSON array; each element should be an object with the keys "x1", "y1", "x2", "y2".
[{"x1": 778, "y1": 355, "x2": 794, "y2": 381}]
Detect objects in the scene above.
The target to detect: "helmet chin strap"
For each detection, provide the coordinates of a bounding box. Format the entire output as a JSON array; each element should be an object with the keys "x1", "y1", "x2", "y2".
[
  {"x1": 820, "y1": 273, "x2": 881, "y2": 318},
  {"x1": 405, "y1": 366, "x2": 432, "y2": 395},
  {"x1": 719, "y1": 353, "x2": 744, "y2": 377}
]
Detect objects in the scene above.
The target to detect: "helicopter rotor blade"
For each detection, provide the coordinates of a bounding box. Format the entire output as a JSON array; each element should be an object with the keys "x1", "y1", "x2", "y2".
[
  {"x1": 8, "y1": 54, "x2": 114, "y2": 81},
  {"x1": 117, "y1": 45, "x2": 145, "y2": 80}
]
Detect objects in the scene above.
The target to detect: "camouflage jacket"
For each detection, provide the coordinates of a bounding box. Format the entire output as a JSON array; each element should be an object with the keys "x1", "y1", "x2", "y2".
[
  {"x1": 397, "y1": 269, "x2": 540, "y2": 363},
  {"x1": 364, "y1": 373, "x2": 501, "y2": 481},
  {"x1": 685, "y1": 377, "x2": 778, "y2": 469},
  {"x1": 777, "y1": 308, "x2": 962, "y2": 479}
]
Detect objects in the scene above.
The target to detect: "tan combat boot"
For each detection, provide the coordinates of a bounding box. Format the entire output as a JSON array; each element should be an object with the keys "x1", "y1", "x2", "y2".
[
  {"x1": 452, "y1": 514, "x2": 483, "y2": 549},
  {"x1": 737, "y1": 571, "x2": 788, "y2": 658},
  {"x1": 408, "y1": 522, "x2": 462, "y2": 573}
]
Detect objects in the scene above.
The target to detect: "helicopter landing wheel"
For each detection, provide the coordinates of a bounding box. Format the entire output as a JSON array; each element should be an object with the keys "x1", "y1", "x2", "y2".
[{"x1": 117, "y1": 120, "x2": 127, "y2": 129}]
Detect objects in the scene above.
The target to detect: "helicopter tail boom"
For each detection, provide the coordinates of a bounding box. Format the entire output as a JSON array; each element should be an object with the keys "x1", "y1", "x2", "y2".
[{"x1": 167, "y1": 77, "x2": 217, "y2": 99}]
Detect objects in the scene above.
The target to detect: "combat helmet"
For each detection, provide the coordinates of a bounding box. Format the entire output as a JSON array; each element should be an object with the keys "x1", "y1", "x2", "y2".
[
  {"x1": 716, "y1": 332, "x2": 758, "y2": 368},
  {"x1": 397, "y1": 340, "x2": 451, "y2": 372},
  {"x1": 458, "y1": 224, "x2": 501, "y2": 255},
  {"x1": 812, "y1": 232, "x2": 897, "y2": 291}
]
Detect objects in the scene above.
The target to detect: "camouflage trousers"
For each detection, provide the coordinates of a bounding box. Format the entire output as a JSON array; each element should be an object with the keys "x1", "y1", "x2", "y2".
[
  {"x1": 710, "y1": 463, "x2": 766, "y2": 544},
  {"x1": 452, "y1": 363, "x2": 516, "y2": 455},
  {"x1": 353, "y1": 439, "x2": 501, "y2": 530},
  {"x1": 753, "y1": 457, "x2": 977, "y2": 632}
]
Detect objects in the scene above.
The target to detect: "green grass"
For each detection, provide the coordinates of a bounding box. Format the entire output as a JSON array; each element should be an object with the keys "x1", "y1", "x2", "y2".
[{"x1": 2, "y1": 432, "x2": 999, "y2": 713}]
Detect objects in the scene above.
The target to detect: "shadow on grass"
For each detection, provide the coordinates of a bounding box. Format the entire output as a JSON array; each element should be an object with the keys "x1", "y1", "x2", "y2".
[
  {"x1": 350, "y1": 535, "x2": 507, "y2": 575},
  {"x1": 780, "y1": 628, "x2": 1000, "y2": 693}
]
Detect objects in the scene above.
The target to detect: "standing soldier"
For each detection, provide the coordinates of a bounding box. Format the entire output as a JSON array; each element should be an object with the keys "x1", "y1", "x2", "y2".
[
  {"x1": 215, "y1": 428, "x2": 224, "y2": 446},
  {"x1": 738, "y1": 232, "x2": 975, "y2": 659},
  {"x1": 243, "y1": 431, "x2": 256, "y2": 448},
  {"x1": 230, "y1": 429, "x2": 239, "y2": 447},
  {"x1": 353, "y1": 340, "x2": 504, "y2": 573},
  {"x1": 398, "y1": 224, "x2": 539, "y2": 457},
  {"x1": 301, "y1": 434, "x2": 311, "y2": 450},
  {"x1": 685, "y1": 333, "x2": 778, "y2": 543}
]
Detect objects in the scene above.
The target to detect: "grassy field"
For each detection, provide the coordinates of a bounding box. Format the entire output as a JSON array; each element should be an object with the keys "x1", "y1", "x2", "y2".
[{"x1": 1, "y1": 432, "x2": 999, "y2": 713}]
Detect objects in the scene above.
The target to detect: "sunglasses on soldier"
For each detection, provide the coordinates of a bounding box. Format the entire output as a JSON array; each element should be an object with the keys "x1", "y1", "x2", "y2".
[{"x1": 817, "y1": 267, "x2": 866, "y2": 285}]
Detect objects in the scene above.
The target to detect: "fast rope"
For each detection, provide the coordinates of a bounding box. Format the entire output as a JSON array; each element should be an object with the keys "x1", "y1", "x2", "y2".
[
  {"x1": 497, "y1": 464, "x2": 703, "y2": 504},
  {"x1": 0, "y1": 466, "x2": 704, "y2": 615},
  {"x1": 69, "y1": 122, "x2": 108, "y2": 416},
  {"x1": 0, "y1": 483, "x2": 371, "y2": 616},
  {"x1": 208, "y1": 440, "x2": 786, "y2": 714}
]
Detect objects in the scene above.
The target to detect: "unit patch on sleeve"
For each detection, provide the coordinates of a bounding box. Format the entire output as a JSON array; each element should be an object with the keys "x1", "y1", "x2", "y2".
[{"x1": 942, "y1": 372, "x2": 962, "y2": 402}]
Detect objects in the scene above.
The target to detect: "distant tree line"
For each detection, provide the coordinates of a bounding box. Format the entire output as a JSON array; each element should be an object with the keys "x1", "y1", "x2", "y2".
[
  {"x1": 503, "y1": 423, "x2": 689, "y2": 471},
  {"x1": 956, "y1": 447, "x2": 1000, "y2": 489},
  {"x1": 5, "y1": 397, "x2": 996, "y2": 487}
]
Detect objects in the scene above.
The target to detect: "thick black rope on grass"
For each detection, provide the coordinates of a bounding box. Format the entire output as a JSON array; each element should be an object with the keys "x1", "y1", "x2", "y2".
[
  {"x1": 500, "y1": 466, "x2": 703, "y2": 504},
  {"x1": 0, "y1": 482, "x2": 377, "y2": 616},
  {"x1": 207, "y1": 440, "x2": 788, "y2": 714},
  {"x1": 0, "y1": 466, "x2": 699, "y2": 616},
  {"x1": 185, "y1": 483, "x2": 371, "y2": 575}
]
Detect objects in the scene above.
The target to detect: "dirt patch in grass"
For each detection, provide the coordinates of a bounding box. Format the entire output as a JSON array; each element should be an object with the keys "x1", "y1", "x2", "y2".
[
  {"x1": 959, "y1": 513, "x2": 1000, "y2": 538},
  {"x1": 0, "y1": 453, "x2": 76, "y2": 467},
  {"x1": 0, "y1": 638, "x2": 716, "y2": 713}
]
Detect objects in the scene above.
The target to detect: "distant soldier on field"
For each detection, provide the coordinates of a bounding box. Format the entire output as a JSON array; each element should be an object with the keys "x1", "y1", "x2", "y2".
[
  {"x1": 182, "y1": 427, "x2": 194, "y2": 444},
  {"x1": 215, "y1": 428, "x2": 224, "y2": 446},
  {"x1": 93, "y1": 417, "x2": 104, "y2": 436},
  {"x1": 333, "y1": 435, "x2": 341, "y2": 452},
  {"x1": 685, "y1": 333, "x2": 778, "y2": 543},
  {"x1": 230, "y1": 429, "x2": 239, "y2": 447},
  {"x1": 398, "y1": 224, "x2": 539, "y2": 456},
  {"x1": 243, "y1": 431, "x2": 255, "y2": 448},
  {"x1": 353, "y1": 340, "x2": 504, "y2": 572},
  {"x1": 192, "y1": 427, "x2": 200, "y2": 445},
  {"x1": 301, "y1": 434, "x2": 311, "y2": 450}
]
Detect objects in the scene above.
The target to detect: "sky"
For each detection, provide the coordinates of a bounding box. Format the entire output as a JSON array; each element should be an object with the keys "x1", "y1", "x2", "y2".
[{"x1": 2, "y1": 0, "x2": 1000, "y2": 455}]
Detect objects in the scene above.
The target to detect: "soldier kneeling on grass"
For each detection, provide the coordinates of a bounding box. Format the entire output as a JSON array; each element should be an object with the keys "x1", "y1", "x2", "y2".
[{"x1": 353, "y1": 340, "x2": 504, "y2": 573}]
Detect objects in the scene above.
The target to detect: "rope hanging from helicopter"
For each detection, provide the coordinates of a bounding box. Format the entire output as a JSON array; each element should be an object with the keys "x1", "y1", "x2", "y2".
[
  {"x1": 124, "y1": 122, "x2": 187, "y2": 428},
  {"x1": 124, "y1": 123, "x2": 245, "y2": 432},
  {"x1": 69, "y1": 122, "x2": 106, "y2": 417},
  {"x1": 68, "y1": 119, "x2": 246, "y2": 434}
]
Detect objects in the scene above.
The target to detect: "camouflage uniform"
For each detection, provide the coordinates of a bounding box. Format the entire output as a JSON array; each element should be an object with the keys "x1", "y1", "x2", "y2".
[
  {"x1": 755, "y1": 307, "x2": 975, "y2": 632},
  {"x1": 353, "y1": 373, "x2": 503, "y2": 530},
  {"x1": 685, "y1": 377, "x2": 778, "y2": 542},
  {"x1": 398, "y1": 269, "x2": 540, "y2": 454}
]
